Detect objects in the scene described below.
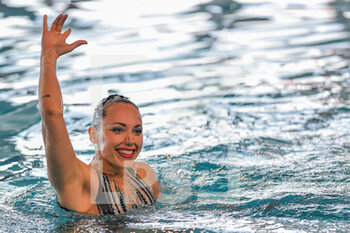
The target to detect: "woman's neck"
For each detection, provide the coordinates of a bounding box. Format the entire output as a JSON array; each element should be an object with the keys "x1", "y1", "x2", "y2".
[{"x1": 89, "y1": 153, "x2": 125, "y2": 177}]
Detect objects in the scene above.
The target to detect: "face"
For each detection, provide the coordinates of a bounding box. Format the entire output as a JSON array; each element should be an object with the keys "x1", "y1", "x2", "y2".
[{"x1": 89, "y1": 102, "x2": 143, "y2": 170}]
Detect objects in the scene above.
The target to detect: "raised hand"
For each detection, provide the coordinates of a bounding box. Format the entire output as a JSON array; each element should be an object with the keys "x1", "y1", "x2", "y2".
[{"x1": 41, "y1": 14, "x2": 87, "y2": 59}]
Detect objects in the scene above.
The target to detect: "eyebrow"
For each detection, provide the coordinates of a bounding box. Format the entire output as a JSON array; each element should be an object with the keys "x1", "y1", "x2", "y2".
[{"x1": 111, "y1": 122, "x2": 142, "y2": 128}]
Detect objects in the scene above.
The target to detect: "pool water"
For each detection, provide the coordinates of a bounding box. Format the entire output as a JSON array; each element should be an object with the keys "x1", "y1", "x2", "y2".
[{"x1": 0, "y1": 0, "x2": 349, "y2": 232}]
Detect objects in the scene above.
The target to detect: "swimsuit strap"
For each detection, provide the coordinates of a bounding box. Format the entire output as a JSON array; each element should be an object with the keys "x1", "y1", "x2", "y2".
[
  {"x1": 96, "y1": 172, "x2": 123, "y2": 214},
  {"x1": 126, "y1": 168, "x2": 155, "y2": 204},
  {"x1": 95, "y1": 169, "x2": 155, "y2": 215}
]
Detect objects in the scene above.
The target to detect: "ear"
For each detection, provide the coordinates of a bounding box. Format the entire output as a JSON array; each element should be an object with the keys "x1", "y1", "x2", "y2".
[{"x1": 88, "y1": 126, "x2": 98, "y2": 144}]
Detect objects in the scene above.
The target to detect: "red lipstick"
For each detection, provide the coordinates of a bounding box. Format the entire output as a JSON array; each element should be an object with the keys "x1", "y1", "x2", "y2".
[{"x1": 116, "y1": 148, "x2": 136, "y2": 159}]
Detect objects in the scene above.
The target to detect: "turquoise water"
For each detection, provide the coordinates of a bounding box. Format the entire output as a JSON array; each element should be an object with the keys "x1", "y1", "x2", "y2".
[{"x1": 0, "y1": 0, "x2": 350, "y2": 232}]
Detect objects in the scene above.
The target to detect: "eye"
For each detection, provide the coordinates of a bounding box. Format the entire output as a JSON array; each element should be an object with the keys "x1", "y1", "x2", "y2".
[
  {"x1": 111, "y1": 127, "x2": 124, "y2": 133},
  {"x1": 133, "y1": 128, "x2": 142, "y2": 134}
]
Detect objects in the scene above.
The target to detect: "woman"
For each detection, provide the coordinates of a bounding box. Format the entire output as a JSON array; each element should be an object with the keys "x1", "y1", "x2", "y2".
[{"x1": 39, "y1": 13, "x2": 161, "y2": 215}]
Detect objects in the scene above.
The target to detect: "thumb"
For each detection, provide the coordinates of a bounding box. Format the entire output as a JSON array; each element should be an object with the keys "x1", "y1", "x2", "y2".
[{"x1": 68, "y1": 40, "x2": 88, "y2": 51}]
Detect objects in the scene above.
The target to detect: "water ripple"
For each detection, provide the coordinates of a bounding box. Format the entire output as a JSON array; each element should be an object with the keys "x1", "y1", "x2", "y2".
[{"x1": 0, "y1": 0, "x2": 349, "y2": 232}]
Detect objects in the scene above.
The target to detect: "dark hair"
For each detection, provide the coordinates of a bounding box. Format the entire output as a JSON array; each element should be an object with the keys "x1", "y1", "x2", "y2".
[{"x1": 92, "y1": 94, "x2": 139, "y2": 129}]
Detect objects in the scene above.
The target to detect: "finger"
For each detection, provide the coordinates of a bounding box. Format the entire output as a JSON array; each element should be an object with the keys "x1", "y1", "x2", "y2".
[
  {"x1": 56, "y1": 14, "x2": 68, "y2": 32},
  {"x1": 43, "y1": 15, "x2": 48, "y2": 32},
  {"x1": 51, "y1": 14, "x2": 62, "y2": 31},
  {"x1": 68, "y1": 40, "x2": 88, "y2": 51},
  {"x1": 63, "y1": 28, "x2": 71, "y2": 38}
]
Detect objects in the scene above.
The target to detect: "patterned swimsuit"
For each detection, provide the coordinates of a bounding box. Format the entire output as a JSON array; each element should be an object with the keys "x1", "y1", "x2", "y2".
[{"x1": 96, "y1": 168, "x2": 155, "y2": 215}]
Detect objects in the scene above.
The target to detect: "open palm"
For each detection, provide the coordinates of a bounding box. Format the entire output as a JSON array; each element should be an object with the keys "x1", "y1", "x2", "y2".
[{"x1": 41, "y1": 14, "x2": 87, "y2": 59}]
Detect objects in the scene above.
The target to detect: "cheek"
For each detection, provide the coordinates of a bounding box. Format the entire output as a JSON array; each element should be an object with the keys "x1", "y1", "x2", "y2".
[
  {"x1": 137, "y1": 135, "x2": 143, "y2": 146},
  {"x1": 99, "y1": 133, "x2": 121, "y2": 148},
  {"x1": 105, "y1": 135, "x2": 123, "y2": 144}
]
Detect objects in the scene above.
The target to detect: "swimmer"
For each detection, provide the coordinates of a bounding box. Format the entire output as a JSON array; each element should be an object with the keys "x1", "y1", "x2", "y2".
[{"x1": 39, "y1": 14, "x2": 161, "y2": 214}]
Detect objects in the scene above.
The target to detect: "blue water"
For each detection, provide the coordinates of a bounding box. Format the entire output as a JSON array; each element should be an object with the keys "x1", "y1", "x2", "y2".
[{"x1": 0, "y1": 0, "x2": 350, "y2": 232}]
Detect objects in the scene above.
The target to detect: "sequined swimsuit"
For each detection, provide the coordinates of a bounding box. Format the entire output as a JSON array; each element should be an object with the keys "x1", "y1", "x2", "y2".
[{"x1": 96, "y1": 167, "x2": 155, "y2": 215}]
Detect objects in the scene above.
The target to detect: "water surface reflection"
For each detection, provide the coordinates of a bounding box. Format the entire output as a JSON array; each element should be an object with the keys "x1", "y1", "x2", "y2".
[{"x1": 0, "y1": 0, "x2": 349, "y2": 232}]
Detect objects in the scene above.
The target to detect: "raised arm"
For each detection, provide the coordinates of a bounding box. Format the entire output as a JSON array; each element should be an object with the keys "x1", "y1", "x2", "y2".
[{"x1": 39, "y1": 14, "x2": 92, "y2": 211}]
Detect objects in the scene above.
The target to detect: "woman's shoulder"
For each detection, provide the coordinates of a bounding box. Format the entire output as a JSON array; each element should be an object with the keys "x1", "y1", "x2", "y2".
[
  {"x1": 133, "y1": 161, "x2": 154, "y2": 178},
  {"x1": 133, "y1": 161, "x2": 161, "y2": 199}
]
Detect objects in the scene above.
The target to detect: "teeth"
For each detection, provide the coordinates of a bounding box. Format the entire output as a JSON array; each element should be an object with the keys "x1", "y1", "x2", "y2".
[{"x1": 118, "y1": 149, "x2": 134, "y2": 155}]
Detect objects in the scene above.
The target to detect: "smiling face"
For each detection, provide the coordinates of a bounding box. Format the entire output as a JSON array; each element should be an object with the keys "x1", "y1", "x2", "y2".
[{"x1": 89, "y1": 102, "x2": 143, "y2": 172}]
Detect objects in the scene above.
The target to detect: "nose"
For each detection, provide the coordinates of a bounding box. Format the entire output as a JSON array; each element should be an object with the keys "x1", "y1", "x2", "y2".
[{"x1": 125, "y1": 133, "x2": 134, "y2": 145}]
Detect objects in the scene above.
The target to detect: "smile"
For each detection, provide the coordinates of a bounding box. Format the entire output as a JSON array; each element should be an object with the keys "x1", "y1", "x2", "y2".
[{"x1": 116, "y1": 148, "x2": 136, "y2": 158}]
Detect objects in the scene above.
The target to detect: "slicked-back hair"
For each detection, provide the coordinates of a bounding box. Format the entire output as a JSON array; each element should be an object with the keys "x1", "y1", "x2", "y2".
[{"x1": 92, "y1": 94, "x2": 139, "y2": 129}]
